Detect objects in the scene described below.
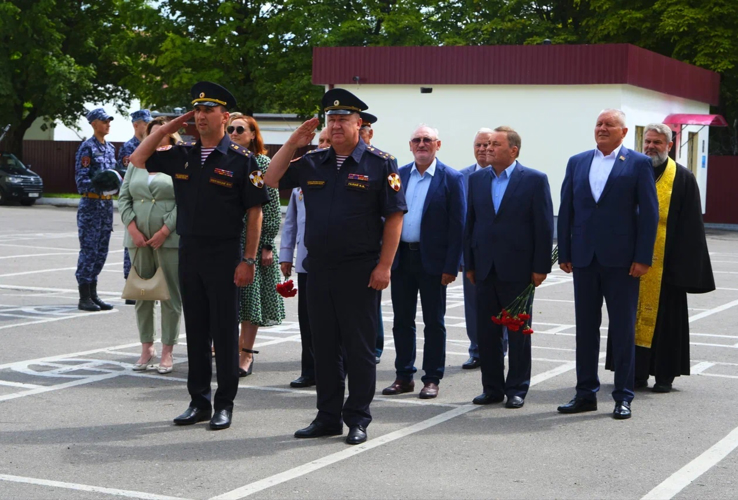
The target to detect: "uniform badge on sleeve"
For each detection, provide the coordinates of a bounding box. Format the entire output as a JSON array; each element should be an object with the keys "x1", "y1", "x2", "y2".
[
  {"x1": 388, "y1": 173, "x2": 402, "y2": 192},
  {"x1": 249, "y1": 170, "x2": 265, "y2": 188},
  {"x1": 81, "y1": 156, "x2": 91, "y2": 167}
]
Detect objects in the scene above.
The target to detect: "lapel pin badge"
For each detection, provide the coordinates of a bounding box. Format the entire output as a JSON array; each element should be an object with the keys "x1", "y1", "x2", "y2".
[{"x1": 619, "y1": 155, "x2": 625, "y2": 161}]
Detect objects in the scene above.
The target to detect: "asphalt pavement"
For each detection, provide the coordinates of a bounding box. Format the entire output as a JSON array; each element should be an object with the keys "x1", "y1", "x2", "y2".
[{"x1": 0, "y1": 204, "x2": 737, "y2": 499}]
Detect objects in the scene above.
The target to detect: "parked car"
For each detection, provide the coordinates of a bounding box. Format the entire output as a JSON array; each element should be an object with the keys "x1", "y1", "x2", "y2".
[{"x1": 0, "y1": 153, "x2": 44, "y2": 206}]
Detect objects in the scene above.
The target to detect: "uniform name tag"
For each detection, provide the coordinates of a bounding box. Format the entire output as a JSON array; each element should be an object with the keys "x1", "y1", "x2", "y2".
[
  {"x1": 209, "y1": 177, "x2": 233, "y2": 188},
  {"x1": 346, "y1": 180, "x2": 368, "y2": 191},
  {"x1": 307, "y1": 180, "x2": 326, "y2": 188},
  {"x1": 214, "y1": 168, "x2": 233, "y2": 177},
  {"x1": 348, "y1": 173, "x2": 369, "y2": 182},
  {"x1": 175, "y1": 173, "x2": 189, "y2": 181}
]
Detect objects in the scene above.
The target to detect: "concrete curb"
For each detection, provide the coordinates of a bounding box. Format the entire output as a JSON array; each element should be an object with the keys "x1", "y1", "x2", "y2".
[{"x1": 37, "y1": 197, "x2": 119, "y2": 209}]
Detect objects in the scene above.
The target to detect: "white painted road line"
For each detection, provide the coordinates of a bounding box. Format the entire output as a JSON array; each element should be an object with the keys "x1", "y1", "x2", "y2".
[
  {"x1": 0, "y1": 261, "x2": 122, "y2": 278},
  {"x1": 641, "y1": 425, "x2": 738, "y2": 499},
  {"x1": 690, "y1": 361, "x2": 715, "y2": 374},
  {"x1": 688, "y1": 299, "x2": 738, "y2": 323},
  {"x1": 211, "y1": 360, "x2": 581, "y2": 500},
  {"x1": 0, "y1": 308, "x2": 118, "y2": 331},
  {"x1": 0, "y1": 473, "x2": 190, "y2": 500}
]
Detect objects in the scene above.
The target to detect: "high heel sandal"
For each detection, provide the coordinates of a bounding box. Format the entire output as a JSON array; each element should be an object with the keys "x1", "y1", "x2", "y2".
[
  {"x1": 238, "y1": 348, "x2": 259, "y2": 377},
  {"x1": 132, "y1": 351, "x2": 157, "y2": 371}
]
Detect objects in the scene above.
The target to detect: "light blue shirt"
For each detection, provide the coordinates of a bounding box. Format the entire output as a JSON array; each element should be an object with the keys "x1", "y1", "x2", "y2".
[
  {"x1": 491, "y1": 160, "x2": 517, "y2": 212},
  {"x1": 589, "y1": 144, "x2": 622, "y2": 202},
  {"x1": 401, "y1": 159, "x2": 437, "y2": 243}
]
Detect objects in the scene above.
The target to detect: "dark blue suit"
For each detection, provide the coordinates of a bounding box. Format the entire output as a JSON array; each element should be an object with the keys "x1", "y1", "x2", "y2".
[
  {"x1": 464, "y1": 162, "x2": 554, "y2": 399},
  {"x1": 390, "y1": 159, "x2": 465, "y2": 385},
  {"x1": 558, "y1": 145, "x2": 658, "y2": 404}
]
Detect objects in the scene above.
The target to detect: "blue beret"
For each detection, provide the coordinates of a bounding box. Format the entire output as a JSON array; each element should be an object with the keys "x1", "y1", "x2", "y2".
[
  {"x1": 131, "y1": 109, "x2": 152, "y2": 123},
  {"x1": 86, "y1": 108, "x2": 114, "y2": 124}
]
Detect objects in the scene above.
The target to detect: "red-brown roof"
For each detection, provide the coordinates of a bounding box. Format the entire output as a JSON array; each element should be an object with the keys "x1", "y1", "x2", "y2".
[{"x1": 313, "y1": 44, "x2": 720, "y2": 106}]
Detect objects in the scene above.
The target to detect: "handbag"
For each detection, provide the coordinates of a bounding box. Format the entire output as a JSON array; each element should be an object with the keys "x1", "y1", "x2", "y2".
[{"x1": 121, "y1": 248, "x2": 171, "y2": 301}]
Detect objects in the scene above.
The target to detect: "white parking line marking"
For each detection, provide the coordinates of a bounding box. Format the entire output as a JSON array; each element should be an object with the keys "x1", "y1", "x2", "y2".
[
  {"x1": 0, "y1": 261, "x2": 123, "y2": 278},
  {"x1": 0, "y1": 284, "x2": 119, "y2": 295},
  {"x1": 0, "y1": 252, "x2": 79, "y2": 260},
  {"x1": 0, "y1": 473, "x2": 189, "y2": 500},
  {"x1": 642, "y1": 426, "x2": 738, "y2": 500},
  {"x1": 690, "y1": 361, "x2": 714, "y2": 374},
  {"x1": 688, "y1": 299, "x2": 738, "y2": 323},
  {"x1": 211, "y1": 359, "x2": 583, "y2": 500},
  {"x1": 0, "y1": 308, "x2": 118, "y2": 331}
]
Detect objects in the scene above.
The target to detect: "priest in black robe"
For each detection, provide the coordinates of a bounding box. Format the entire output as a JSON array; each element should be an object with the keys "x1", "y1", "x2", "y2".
[{"x1": 606, "y1": 123, "x2": 715, "y2": 392}]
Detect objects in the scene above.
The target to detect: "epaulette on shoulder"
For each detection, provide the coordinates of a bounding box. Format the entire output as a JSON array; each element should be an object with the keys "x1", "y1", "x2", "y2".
[
  {"x1": 306, "y1": 147, "x2": 329, "y2": 155},
  {"x1": 366, "y1": 146, "x2": 396, "y2": 161},
  {"x1": 176, "y1": 140, "x2": 197, "y2": 147},
  {"x1": 230, "y1": 142, "x2": 252, "y2": 156}
]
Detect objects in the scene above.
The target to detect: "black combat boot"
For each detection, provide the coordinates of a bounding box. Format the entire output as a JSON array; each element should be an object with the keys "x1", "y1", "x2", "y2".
[
  {"x1": 89, "y1": 282, "x2": 114, "y2": 310},
  {"x1": 78, "y1": 284, "x2": 101, "y2": 312}
]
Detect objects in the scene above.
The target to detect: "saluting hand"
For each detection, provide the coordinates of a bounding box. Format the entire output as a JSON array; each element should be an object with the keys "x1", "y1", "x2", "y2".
[
  {"x1": 161, "y1": 110, "x2": 194, "y2": 136},
  {"x1": 286, "y1": 118, "x2": 320, "y2": 149}
]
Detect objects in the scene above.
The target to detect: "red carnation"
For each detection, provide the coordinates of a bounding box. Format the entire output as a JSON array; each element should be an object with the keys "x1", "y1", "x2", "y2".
[
  {"x1": 276, "y1": 279, "x2": 298, "y2": 298},
  {"x1": 522, "y1": 328, "x2": 534, "y2": 335}
]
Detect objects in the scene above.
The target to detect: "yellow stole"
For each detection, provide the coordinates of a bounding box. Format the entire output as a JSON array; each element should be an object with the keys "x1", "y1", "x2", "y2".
[{"x1": 635, "y1": 158, "x2": 676, "y2": 348}]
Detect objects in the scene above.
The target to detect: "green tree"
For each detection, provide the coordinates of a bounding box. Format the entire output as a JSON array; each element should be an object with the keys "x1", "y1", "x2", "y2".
[{"x1": 0, "y1": 0, "x2": 153, "y2": 158}]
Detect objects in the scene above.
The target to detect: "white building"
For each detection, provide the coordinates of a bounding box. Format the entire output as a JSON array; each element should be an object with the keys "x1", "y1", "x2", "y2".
[{"x1": 313, "y1": 44, "x2": 721, "y2": 211}]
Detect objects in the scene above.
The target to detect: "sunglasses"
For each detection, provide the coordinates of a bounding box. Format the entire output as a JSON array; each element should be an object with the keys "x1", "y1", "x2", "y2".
[
  {"x1": 227, "y1": 125, "x2": 248, "y2": 134},
  {"x1": 411, "y1": 137, "x2": 436, "y2": 144}
]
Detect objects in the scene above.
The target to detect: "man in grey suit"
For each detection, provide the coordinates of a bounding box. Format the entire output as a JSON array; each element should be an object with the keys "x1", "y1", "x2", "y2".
[{"x1": 459, "y1": 128, "x2": 493, "y2": 369}]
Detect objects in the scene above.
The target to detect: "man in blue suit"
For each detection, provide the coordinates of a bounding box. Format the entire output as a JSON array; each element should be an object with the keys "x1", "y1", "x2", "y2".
[
  {"x1": 465, "y1": 126, "x2": 554, "y2": 408},
  {"x1": 459, "y1": 128, "x2": 493, "y2": 370},
  {"x1": 557, "y1": 109, "x2": 658, "y2": 420},
  {"x1": 383, "y1": 125, "x2": 465, "y2": 399}
]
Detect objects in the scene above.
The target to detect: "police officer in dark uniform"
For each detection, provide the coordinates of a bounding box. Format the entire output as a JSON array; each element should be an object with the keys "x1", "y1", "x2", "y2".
[
  {"x1": 130, "y1": 82, "x2": 269, "y2": 431},
  {"x1": 75, "y1": 108, "x2": 117, "y2": 312},
  {"x1": 265, "y1": 89, "x2": 407, "y2": 445},
  {"x1": 118, "y1": 109, "x2": 152, "y2": 297}
]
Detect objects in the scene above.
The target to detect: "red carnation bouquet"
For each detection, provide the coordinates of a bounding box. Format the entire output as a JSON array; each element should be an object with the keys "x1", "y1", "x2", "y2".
[
  {"x1": 491, "y1": 246, "x2": 559, "y2": 335},
  {"x1": 276, "y1": 279, "x2": 297, "y2": 298}
]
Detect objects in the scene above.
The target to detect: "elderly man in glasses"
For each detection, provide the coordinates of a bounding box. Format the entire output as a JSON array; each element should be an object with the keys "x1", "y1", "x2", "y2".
[{"x1": 382, "y1": 125, "x2": 465, "y2": 400}]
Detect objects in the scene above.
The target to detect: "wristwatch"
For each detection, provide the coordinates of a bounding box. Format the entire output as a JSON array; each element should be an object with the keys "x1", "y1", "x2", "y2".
[
  {"x1": 262, "y1": 244, "x2": 273, "y2": 251},
  {"x1": 241, "y1": 257, "x2": 257, "y2": 265}
]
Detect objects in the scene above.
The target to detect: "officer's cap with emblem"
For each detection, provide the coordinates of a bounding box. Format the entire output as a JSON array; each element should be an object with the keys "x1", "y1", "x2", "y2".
[
  {"x1": 322, "y1": 88, "x2": 368, "y2": 116},
  {"x1": 86, "y1": 108, "x2": 114, "y2": 124},
  {"x1": 131, "y1": 109, "x2": 152, "y2": 123},
  {"x1": 191, "y1": 81, "x2": 237, "y2": 110},
  {"x1": 359, "y1": 112, "x2": 377, "y2": 127}
]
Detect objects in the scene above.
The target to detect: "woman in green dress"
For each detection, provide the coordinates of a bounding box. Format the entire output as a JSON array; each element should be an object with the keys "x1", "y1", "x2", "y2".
[{"x1": 228, "y1": 113, "x2": 285, "y2": 376}]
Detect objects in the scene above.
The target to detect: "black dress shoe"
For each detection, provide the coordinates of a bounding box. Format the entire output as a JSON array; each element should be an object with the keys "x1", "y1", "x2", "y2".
[
  {"x1": 294, "y1": 421, "x2": 343, "y2": 439},
  {"x1": 462, "y1": 357, "x2": 481, "y2": 369},
  {"x1": 346, "y1": 425, "x2": 367, "y2": 445},
  {"x1": 290, "y1": 376, "x2": 316, "y2": 388},
  {"x1": 210, "y1": 409, "x2": 232, "y2": 430},
  {"x1": 557, "y1": 397, "x2": 597, "y2": 414},
  {"x1": 472, "y1": 393, "x2": 504, "y2": 405},
  {"x1": 635, "y1": 378, "x2": 649, "y2": 389},
  {"x1": 613, "y1": 401, "x2": 632, "y2": 420},
  {"x1": 505, "y1": 395, "x2": 525, "y2": 409},
  {"x1": 173, "y1": 406, "x2": 211, "y2": 425}
]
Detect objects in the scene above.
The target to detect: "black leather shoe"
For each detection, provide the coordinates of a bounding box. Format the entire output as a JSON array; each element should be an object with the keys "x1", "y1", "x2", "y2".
[
  {"x1": 346, "y1": 425, "x2": 367, "y2": 445},
  {"x1": 613, "y1": 401, "x2": 632, "y2": 420},
  {"x1": 294, "y1": 421, "x2": 343, "y2": 439},
  {"x1": 78, "y1": 284, "x2": 101, "y2": 312},
  {"x1": 209, "y1": 409, "x2": 232, "y2": 430},
  {"x1": 173, "y1": 406, "x2": 211, "y2": 425},
  {"x1": 652, "y1": 381, "x2": 673, "y2": 393},
  {"x1": 635, "y1": 378, "x2": 649, "y2": 389},
  {"x1": 382, "y1": 379, "x2": 415, "y2": 395},
  {"x1": 290, "y1": 376, "x2": 316, "y2": 388},
  {"x1": 557, "y1": 397, "x2": 597, "y2": 414},
  {"x1": 462, "y1": 357, "x2": 481, "y2": 369},
  {"x1": 472, "y1": 393, "x2": 504, "y2": 405},
  {"x1": 505, "y1": 395, "x2": 525, "y2": 409}
]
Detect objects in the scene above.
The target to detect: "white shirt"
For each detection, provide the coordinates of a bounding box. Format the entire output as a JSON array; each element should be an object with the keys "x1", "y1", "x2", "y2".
[{"x1": 589, "y1": 144, "x2": 622, "y2": 202}]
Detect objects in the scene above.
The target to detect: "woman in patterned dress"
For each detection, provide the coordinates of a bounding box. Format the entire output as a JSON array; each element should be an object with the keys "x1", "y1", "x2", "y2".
[{"x1": 228, "y1": 114, "x2": 285, "y2": 376}]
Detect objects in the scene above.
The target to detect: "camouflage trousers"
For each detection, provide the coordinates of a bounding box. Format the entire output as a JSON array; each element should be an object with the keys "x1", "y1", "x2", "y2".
[
  {"x1": 123, "y1": 247, "x2": 131, "y2": 279},
  {"x1": 75, "y1": 198, "x2": 113, "y2": 285}
]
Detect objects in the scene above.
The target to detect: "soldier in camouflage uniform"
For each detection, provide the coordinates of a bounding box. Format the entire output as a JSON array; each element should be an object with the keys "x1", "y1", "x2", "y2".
[
  {"x1": 118, "y1": 109, "x2": 152, "y2": 293},
  {"x1": 75, "y1": 108, "x2": 117, "y2": 312}
]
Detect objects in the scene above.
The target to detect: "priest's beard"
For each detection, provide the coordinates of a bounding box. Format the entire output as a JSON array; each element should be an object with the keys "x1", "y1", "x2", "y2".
[{"x1": 647, "y1": 151, "x2": 669, "y2": 167}]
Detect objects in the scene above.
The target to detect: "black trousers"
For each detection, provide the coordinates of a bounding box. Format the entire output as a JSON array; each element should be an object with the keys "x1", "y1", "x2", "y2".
[
  {"x1": 297, "y1": 272, "x2": 315, "y2": 379},
  {"x1": 308, "y1": 260, "x2": 378, "y2": 428},
  {"x1": 476, "y1": 272, "x2": 532, "y2": 399},
  {"x1": 179, "y1": 237, "x2": 240, "y2": 413}
]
